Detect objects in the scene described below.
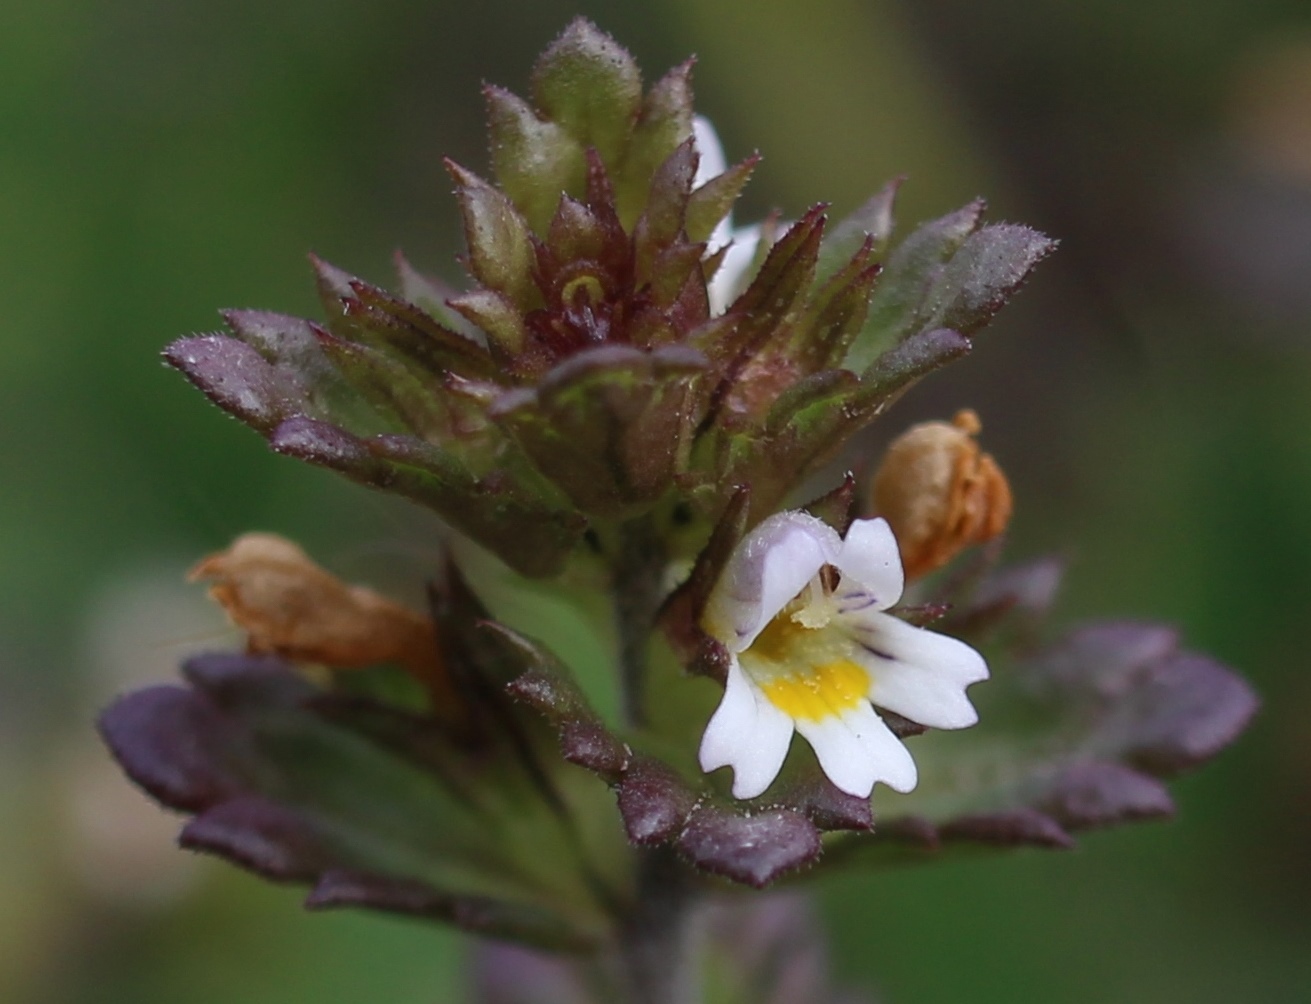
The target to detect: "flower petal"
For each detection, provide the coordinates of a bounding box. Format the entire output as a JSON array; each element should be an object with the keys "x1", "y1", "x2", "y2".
[
  {"x1": 708, "y1": 224, "x2": 763, "y2": 315},
  {"x1": 847, "y1": 611, "x2": 988, "y2": 729},
  {"x1": 700, "y1": 662, "x2": 795, "y2": 799},
  {"x1": 692, "y1": 115, "x2": 728, "y2": 189},
  {"x1": 794, "y1": 701, "x2": 917, "y2": 797},
  {"x1": 833, "y1": 518, "x2": 904, "y2": 612},
  {"x1": 692, "y1": 115, "x2": 737, "y2": 263},
  {"x1": 704, "y1": 511, "x2": 841, "y2": 653}
]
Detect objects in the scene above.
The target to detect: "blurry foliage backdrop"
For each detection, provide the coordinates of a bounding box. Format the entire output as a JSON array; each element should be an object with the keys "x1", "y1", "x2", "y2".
[{"x1": 3, "y1": 0, "x2": 1310, "y2": 1001}]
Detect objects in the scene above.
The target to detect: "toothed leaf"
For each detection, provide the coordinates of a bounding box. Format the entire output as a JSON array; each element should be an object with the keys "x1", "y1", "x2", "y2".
[
  {"x1": 164, "y1": 335, "x2": 307, "y2": 434},
  {"x1": 846, "y1": 200, "x2": 984, "y2": 369},
  {"x1": 99, "y1": 654, "x2": 607, "y2": 948},
  {"x1": 825, "y1": 621, "x2": 1256, "y2": 869},
  {"x1": 920, "y1": 224, "x2": 1057, "y2": 335}
]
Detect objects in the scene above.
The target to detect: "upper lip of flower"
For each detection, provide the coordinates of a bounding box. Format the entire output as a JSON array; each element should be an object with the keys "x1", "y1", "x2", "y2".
[
  {"x1": 694, "y1": 114, "x2": 767, "y2": 317},
  {"x1": 699, "y1": 511, "x2": 989, "y2": 800}
]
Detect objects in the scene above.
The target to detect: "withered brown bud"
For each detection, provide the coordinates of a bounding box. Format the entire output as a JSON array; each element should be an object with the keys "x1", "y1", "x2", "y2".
[
  {"x1": 871, "y1": 409, "x2": 1013, "y2": 580},
  {"x1": 189, "y1": 533, "x2": 443, "y2": 687}
]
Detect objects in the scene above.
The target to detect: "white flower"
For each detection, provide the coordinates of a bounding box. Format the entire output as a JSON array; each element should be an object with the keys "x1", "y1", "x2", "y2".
[
  {"x1": 699, "y1": 511, "x2": 988, "y2": 799},
  {"x1": 693, "y1": 115, "x2": 769, "y2": 316}
]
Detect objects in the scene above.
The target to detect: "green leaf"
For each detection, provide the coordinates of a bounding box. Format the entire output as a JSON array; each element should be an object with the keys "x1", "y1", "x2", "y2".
[
  {"x1": 919, "y1": 223, "x2": 1057, "y2": 335},
  {"x1": 309, "y1": 256, "x2": 500, "y2": 382},
  {"x1": 692, "y1": 207, "x2": 826, "y2": 383},
  {"x1": 815, "y1": 176, "x2": 901, "y2": 285},
  {"x1": 347, "y1": 278, "x2": 501, "y2": 380},
  {"x1": 490, "y1": 345, "x2": 705, "y2": 518},
  {"x1": 845, "y1": 200, "x2": 984, "y2": 370},
  {"x1": 545, "y1": 194, "x2": 611, "y2": 266},
  {"x1": 311, "y1": 328, "x2": 453, "y2": 440},
  {"x1": 730, "y1": 205, "x2": 826, "y2": 324},
  {"x1": 393, "y1": 251, "x2": 482, "y2": 337},
  {"x1": 531, "y1": 18, "x2": 642, "y2": 169},
  {"x1": 632, "y1": 139, "x2": 698, "y2": 282},
  {"x1": 268, "y1": 418, "x2": 584, "y2": 578},
  {"x1": 647, "y1": 241, "x2": 707, "y2": 310},
  {"x1": 447, "y1": 288, "x2": 529, "y2": 363},
  {"x1": 616, "y1": 59, "x2": 695, "y2": 226},
  {"x1": 685, "y1": 154, "x2": 759, "y2": 244},
  {"x1": 446, "y1": 160, "x2": 539, "y2": 310},
  {"x1": 485, "y1": 85, "x2": 587, "y2": 236},
  {"x1": 787, "y1": 235, "x2": 879, "y2": 373}
]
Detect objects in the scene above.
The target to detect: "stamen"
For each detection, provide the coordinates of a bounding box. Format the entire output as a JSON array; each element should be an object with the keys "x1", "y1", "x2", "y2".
[{"x1": 818, "y1": 564, "x2": 839, "y2": 593}]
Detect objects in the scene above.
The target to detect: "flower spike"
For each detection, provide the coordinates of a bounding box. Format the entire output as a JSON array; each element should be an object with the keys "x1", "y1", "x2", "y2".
[{"x1": 111, "y1": 20, "x2": 1257, "y2": 970}]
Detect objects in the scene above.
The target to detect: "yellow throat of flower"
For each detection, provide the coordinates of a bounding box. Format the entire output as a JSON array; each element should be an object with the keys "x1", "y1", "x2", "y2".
[{"x1": 742, "y1": 596, "x2": 870, "y2": 722}]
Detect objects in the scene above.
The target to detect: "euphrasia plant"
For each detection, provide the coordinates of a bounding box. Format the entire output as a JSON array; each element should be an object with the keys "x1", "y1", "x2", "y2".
[{"x1": 99, "y1": 20, "x2": 1256, "y2": 1004}]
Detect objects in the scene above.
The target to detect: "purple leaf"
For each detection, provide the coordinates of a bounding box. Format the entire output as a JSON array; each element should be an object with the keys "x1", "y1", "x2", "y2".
[
  {"x1": 780, "y1": 774, "x2": 874, "y2": 833},
  {"x1": 678, "y1": 804, "x2": 823, "y2": 887},
  {"x1": 268, "y1": 419, "x2": 586, "y2": 579},
  {"x1": 858, "y1": 325, "x2": 973, "y2": 396},
  {"x1": 1040, "y1": 761, "x2": 1174, "y2": 829},
  {"x1": 848, "y1": 199, "x2": 985, "y2": 369},
  {"x1": 98, "y1": 685, "x2": 246, "y2": 812},
  {"x1": 181, "y1": 796, "x2": 332, "y2": 882},
  {"x1": 825, "y1": 610, "x2": 1254, "y2": 867},
  {"x1": 100, "y1": 650, "x2": 613, "y2": 947},
  {"x1": 928, "y1": 224, "x2": 1058, "y2": 335},
  {"x1": 616, "y1": 757, "x2": 698, "y2": 845},
  {"x1": 470, "y1": 941, "x2": 592, "y2": 1004},
  {"x1": 182, "y1": 650, "x2": 317, "y2": 706},
  {"x1": 499, "y1": 623, "x2": 630, "y2": 783},
  {"x1": 164, "y1": 335, "x2": 305, "y2": 433},
  {"x1": 939, "y1": 808, "x2": 1074, "y2": 849},
  {"x1": 799, "y1": 473, "x2": 857, "y2": 536},
  {"x1": 1106, "y1": 651, "x2": 1260, "y2": 776}
]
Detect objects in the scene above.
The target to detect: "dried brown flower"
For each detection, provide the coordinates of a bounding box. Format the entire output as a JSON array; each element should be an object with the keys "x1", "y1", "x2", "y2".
[
  {"x1": 871, "y1": 409, "x2": 1013, "y2": 580},
  {"x1": 189, "y1": 533, "x2": 443, "y2": 688}
]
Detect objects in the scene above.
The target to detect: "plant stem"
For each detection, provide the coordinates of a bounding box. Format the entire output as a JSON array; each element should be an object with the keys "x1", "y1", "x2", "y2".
[
  {"x1": 613, "y1": 515, "x2": 665, "y2": 728},
  {"x1": 617, "y1": 848, "x2": 700, "y2": 1004},
  {"x1": 611, "y1": 521, "x2": 697, "y2": 1000}
]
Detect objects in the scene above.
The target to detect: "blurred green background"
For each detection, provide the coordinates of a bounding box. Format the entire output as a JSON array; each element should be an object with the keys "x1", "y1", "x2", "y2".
[{"x1": 4, "y1": 0, "x2": 1309, "y2": 1000}]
